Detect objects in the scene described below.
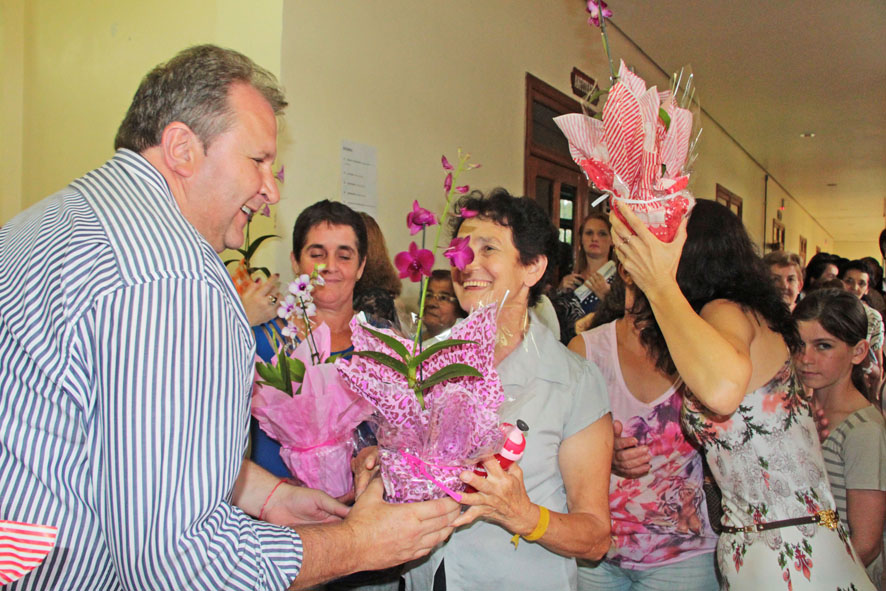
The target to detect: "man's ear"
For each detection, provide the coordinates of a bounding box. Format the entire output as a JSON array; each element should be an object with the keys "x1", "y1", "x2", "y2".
[
  {"x1": 159, "y1": 122, "x2": 202, "y2": 178},
  {"x1": 524, "y1": 255, "x2": 548, "y2": 289}
]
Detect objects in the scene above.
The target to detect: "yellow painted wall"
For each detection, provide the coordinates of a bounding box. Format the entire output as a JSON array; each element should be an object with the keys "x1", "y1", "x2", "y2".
[
  {"x1": 275, "y1": 1, "x2": 836, "y2": 302},
  {"x1": 0, "y1": 0, "x2": 25, "y2": 223},
  {"x1": 2, "y1": 0, "x2": 282, "y2": 241},
  {"x1": 5, "y1": 0, "x2": 839, "y2": 279}
]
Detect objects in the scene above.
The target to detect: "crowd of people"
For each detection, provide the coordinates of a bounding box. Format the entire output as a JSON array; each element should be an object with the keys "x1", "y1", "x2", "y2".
[{"x1": 1, "y1": 45, "x2": 884, "y2": 591}]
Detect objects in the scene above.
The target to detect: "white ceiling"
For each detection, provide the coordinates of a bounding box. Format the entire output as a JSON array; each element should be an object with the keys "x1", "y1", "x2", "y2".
[{"x1": 607, "y1": 0, "x2": 886, "y2": 244}]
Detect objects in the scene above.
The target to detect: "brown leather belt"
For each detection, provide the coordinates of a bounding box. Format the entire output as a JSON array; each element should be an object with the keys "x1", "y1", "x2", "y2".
[{"x1": 720, "y1": 509, "x2": 838, "y2": 534}]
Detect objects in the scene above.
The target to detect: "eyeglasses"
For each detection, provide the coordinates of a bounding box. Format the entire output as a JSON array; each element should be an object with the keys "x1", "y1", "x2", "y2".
[{"x1": 426, "y1": 292, "x2": 458, "y2": 303}]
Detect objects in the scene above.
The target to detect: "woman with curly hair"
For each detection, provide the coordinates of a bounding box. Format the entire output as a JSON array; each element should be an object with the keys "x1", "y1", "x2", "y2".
[{"x1": 610, "y1": 199, "x2": 873, "y2": 590}]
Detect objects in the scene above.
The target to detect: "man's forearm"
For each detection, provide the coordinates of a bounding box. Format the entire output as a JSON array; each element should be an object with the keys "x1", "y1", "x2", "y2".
[
  {"x1": 233, "y1": 458, "x2": 282, "y2": 517},
  {"x1": 288, "y1": 522, "x2": 358, "y2": 590}
]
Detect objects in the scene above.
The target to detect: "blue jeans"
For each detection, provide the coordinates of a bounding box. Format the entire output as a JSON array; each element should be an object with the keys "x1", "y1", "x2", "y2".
[{"x1": 577, "y1": 551, "x2": 719, "y2": 591}]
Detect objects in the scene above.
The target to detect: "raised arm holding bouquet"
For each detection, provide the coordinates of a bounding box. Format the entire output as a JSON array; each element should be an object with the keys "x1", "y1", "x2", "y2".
[{"x1": 555, "y1": 6, "x2": 876, "y2": 590}]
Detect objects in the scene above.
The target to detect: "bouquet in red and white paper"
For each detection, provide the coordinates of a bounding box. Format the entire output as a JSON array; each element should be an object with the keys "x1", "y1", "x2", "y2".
[{"x1": 555, "y1": 5, "x2": 702, "y2": 243}]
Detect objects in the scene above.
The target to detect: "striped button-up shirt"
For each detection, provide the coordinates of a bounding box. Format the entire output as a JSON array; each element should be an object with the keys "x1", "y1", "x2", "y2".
[{"x1": 0, "y1": 150, "x2": 302, "y2": 590}]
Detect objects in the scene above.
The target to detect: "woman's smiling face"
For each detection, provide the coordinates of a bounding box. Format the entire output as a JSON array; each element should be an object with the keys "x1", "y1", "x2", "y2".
[
  {"x1": 451, "y1": 217, "x2": 533, "y2": 313},
  {"x1": 292, "y1": 222, "x2": 365, "y2": 310}
]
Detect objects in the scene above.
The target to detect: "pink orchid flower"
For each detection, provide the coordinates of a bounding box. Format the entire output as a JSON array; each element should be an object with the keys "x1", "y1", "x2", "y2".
[
  {"x1": 586, "y1": 0, "x2": 612, "y2": 27},
  {"x1": 460, "y1": 207, "x2": 478, "y2": 218},
  {"x1": 406, "y1": 200, "x2": 439, "y2": 235},
  {"x1": 394, "y1": 242, "x2": 435, "y2": 282},
  {"x1": 455, "y1": 185, "x2": 469, "y2": 194},
  {"x1": 441, "y1": 155, "x2": 454, "y2": 171},
  {"x1": 444, "y1": 172, "x2": 453, "y2": 193},
  {"x1": 444, "y1": 236, "x2": 474, "y2": 270},
  {"x1": 275, "y1": 165, "x2": 285, "y2": 182},
  {"x1": 260, "y1": 204, "x2": 271, "y2": 217}
]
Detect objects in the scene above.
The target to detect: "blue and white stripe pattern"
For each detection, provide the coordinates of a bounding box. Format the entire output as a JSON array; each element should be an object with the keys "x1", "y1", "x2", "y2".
[{"x1": 0, "y1": 150, "x2": 302, "y2": 590}]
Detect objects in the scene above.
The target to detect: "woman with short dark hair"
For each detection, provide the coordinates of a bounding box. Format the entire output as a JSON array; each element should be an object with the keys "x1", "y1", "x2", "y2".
[{"x1": 402, "y1": 188, "x2": 614, "y2": 591}]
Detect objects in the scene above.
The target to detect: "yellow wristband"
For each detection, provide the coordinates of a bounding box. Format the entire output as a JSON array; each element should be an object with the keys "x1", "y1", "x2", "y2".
[{"x1": 510, "y1": 505, "x2": 550, "y2": 548}]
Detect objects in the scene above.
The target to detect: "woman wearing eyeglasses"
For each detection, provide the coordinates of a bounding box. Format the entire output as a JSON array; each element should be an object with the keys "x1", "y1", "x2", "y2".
[{"x1": 422, "y1": 269, "x2": 466, "y2": 339}]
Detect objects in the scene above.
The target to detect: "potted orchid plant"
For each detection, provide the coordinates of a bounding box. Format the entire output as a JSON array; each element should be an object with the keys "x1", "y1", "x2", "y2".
[
  {"x1": 336, "y1": 150, "x2": 507, "y2": 503},
  {"x1": 250, "y1": 263, "x2": 373, "y2": 498},
  {"x1": 349, "y1": 150, "x2": 484, "y2": 409}
]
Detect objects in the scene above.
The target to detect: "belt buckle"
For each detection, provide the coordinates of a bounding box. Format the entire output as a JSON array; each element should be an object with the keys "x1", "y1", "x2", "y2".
[
  {"x1": 818, "y1": 510, "x2": 838, "y2": 530},
  {"x1": 741, "y1": 523, "x2": 762, "y2": 533}
]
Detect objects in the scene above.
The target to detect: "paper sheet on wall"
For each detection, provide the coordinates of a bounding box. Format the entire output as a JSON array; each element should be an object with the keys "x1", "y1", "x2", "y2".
[{"x1": 341, "y1": 140, "x2": 378, "y2": 216}]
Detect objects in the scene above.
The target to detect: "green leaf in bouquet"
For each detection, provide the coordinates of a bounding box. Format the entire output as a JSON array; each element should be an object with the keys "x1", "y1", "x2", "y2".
[
  {"x1": 360, "y1": 326, "x2": 411, "y2": 361},
  {"x1": 284, "y1": 355, "x2": 306, "y2": 383},
  {"x1": 350, "y1": 350, "x2": 409, "y2": 377},
  {"x1": 255, "y1": 362, "x2": 289, "y2": 393},
  {"x1": 658, "y1": 107, "x2": 671, "y2": 131},
  {"x1": 412, "y1": 338, "x2": 476, "y2": 367},
  {"x1": 223, "y1": 258, "x2": 240, "y2": 267},
  {"x1": 251, "y1": 266, "x2": 272, "y2": 278},
  {"x1": 418, "y1": 363, "x2": 482, "y2": 392},
  {"x1": 243, "y1": 234, "x2": 278, "y2": 262}
]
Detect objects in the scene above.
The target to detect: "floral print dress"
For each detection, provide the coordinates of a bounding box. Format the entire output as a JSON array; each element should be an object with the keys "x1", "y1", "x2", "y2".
[{"x1": 681, "y1": 361, "x2": 874, "y2": 590}]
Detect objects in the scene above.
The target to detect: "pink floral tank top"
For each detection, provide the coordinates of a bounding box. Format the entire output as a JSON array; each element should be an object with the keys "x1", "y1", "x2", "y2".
[{"x1": 582, "y1": 322, "x2": 717, "y2": 569}]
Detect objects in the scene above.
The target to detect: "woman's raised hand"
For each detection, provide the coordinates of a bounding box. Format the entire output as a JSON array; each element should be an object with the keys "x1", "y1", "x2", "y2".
[{"x1": 608, "y1": 201, "x2": 688, "y2": 299}]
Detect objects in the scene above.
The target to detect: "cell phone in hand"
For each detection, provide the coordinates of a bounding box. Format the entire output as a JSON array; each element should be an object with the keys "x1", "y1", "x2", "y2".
[{"x1": 597, "y1": 260, "x2": 616, "y2": 281}]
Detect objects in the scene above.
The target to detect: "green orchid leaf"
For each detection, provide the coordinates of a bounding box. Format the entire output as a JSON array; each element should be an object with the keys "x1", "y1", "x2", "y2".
[
  {"x1": 285, "y1": 355, "x2": 306, "y2": 385},
  {"x1": 659, "y1": 108, "x2": 671, "y2": 131},
  {"x1": 223, "y1": 258, "x2": 241, "y2": 267},
  {"x1": 350, "y1": 351, "x2": 409, "y2": 377},
  {"x1": 278, "y1": 349, "x2": 291, "y2": 390},
  {"x1": 255, "y1": 363, "x2": 289, "y2": 393},
  {"x1": 325, "y1": 351, "x2": 346, "y2": 364},
  {"x1": 243, "y1": 234, "x2": 278, "y2": 262},
  {"x1": 250, "y1": 266, "x2": 272, "y2": 278},
  {"x1": 413, "y1": 339, "x2": 476, "y2": 367},
  {"x1": 360, "y1": 326, "x2": 411, "y2": 361},
  {"x1": 418, "y1": 363, "x2": 482, "y2": 392}
]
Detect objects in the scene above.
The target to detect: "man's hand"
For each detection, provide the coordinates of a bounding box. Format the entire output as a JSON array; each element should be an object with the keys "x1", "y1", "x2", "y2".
[
  {"x1": 346, "y1": 477, "x2": 460, "y2": 570},
  {"x1": 264, "y1": 483, "x2": 349, "y2": 528},
  {"x1": 351, "y1": 446, "x2": 379, "y2": 498},
  {"x1": 611, "y1": 420, "x2": 651, "y2": 478},
  {"x1": 289, "y1": 477, "x2": 460, "y2": 589}
]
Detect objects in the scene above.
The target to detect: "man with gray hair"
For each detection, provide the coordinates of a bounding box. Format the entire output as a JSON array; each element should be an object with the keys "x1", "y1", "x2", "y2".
[{"x1": 0, "y1": 45, "x2": 458, "y2": 590}]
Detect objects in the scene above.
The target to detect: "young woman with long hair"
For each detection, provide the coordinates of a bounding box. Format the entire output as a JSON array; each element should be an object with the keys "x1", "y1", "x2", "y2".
[{"x1": 794, "y1": 288, "x2": 886, "y2": 588}]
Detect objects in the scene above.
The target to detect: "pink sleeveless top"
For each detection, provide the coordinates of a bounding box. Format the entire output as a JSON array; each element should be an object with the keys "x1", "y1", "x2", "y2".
[{"x1": 582, "y1": 321, "x2": 717, "y2": 569}]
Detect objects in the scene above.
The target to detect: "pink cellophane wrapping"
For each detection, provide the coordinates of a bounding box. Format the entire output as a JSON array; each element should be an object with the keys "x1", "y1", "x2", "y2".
[
  {"x1": 0, "y1": 520, "x2": 58, "y2": 585},
  {"x1": 251, "y1": 322, "x2": 373, "y2": 498},
  {"x1": 337, "y1": 304, "x2": 505, "y2": 502},
  {"x1": 554, "y1": 60, "x2": 696, "y2": 242}
]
